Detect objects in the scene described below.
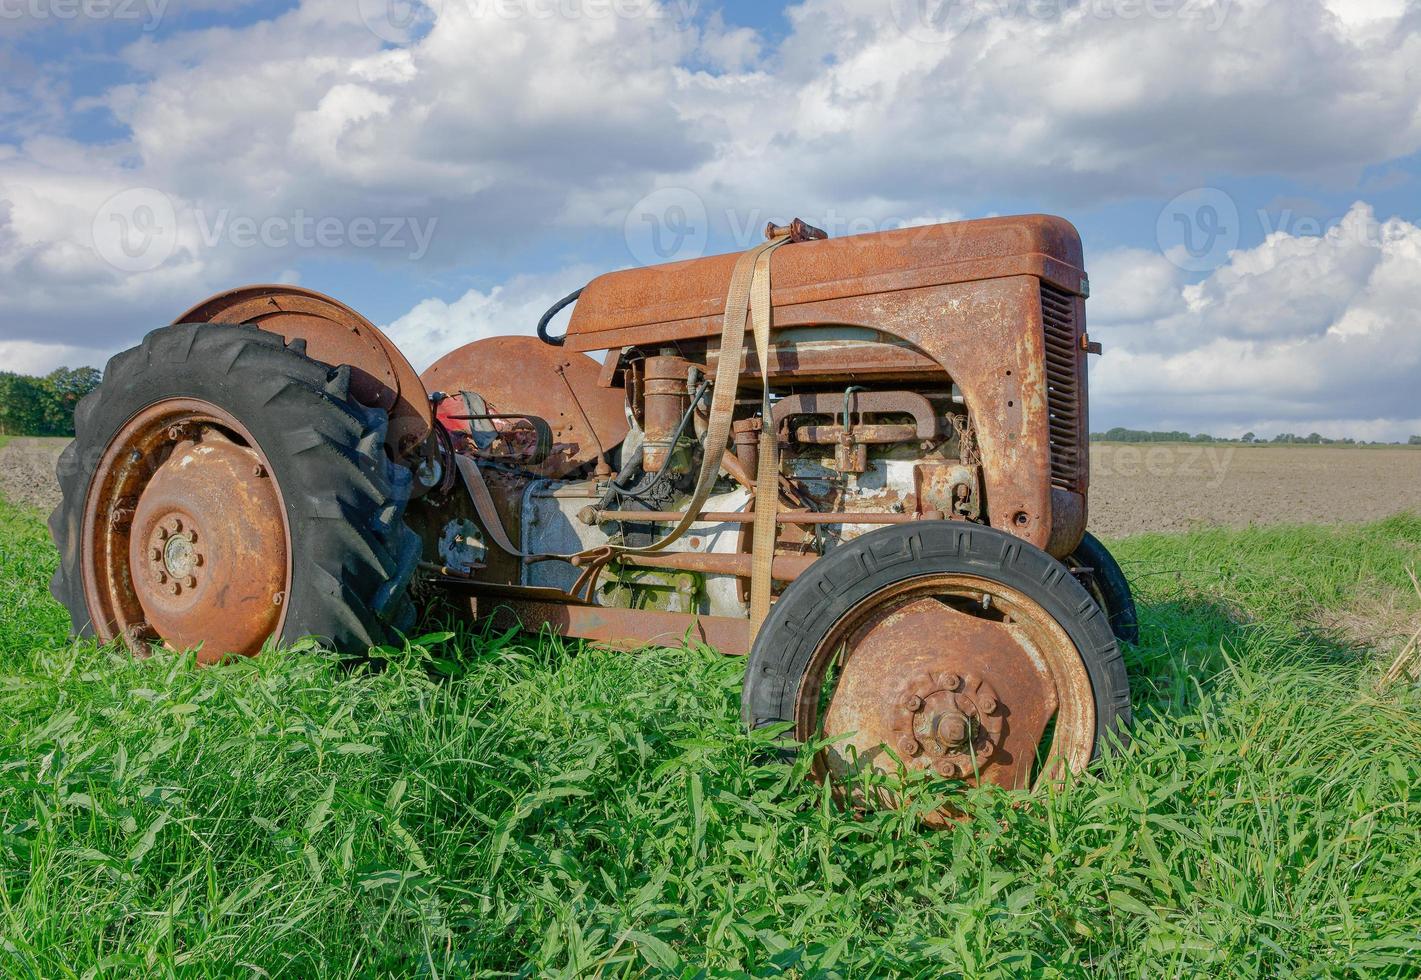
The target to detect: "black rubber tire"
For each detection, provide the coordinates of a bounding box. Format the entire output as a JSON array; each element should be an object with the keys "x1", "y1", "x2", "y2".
[
  {"x1": 1067, "y1": 531, "x2": 1140, "y2": 646},
  {"x1": 49, "y1": 323, "x2": 421, "y2": 653},
  {"x1": 741, "y1": 522, "x2": 1131, "y2": 759}
]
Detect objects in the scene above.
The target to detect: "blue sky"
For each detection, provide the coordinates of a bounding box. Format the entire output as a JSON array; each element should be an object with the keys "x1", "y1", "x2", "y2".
[{"x1": 2, "y1": 0, "x2": 1420, "y2": 438}]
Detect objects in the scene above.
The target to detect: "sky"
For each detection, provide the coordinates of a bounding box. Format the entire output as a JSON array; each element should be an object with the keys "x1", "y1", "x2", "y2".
[{"x1": 1, "y1": 0, "x2": 1419, "y2": 440}]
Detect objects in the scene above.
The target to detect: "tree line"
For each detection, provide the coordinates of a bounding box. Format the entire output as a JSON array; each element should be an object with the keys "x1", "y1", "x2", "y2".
[
  {"x1": 0, "y1": 368, "x2": 103, "y2": 437},
  {"x1": 1092, "y1": 427, "x2": 1421, "y2": 446}
]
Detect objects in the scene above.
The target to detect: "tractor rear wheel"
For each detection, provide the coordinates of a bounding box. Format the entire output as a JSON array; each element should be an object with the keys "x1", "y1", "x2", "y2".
[
  {"x1": 742, "y1": 522, "x2": 1131, "y2": 824},
  {"x1": 49, "y1": 323, "x2": 420, "y2": 661}
]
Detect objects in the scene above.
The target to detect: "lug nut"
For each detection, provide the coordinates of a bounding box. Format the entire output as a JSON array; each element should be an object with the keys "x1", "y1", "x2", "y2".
[
  {"x1": 898, "y1": 736, "x2": 922, "y2": 758},
  {"x1": 149, "y1": 547, "x2": 162, "y2": 562},
  {"x1": 902, "y1": 694, "x2": 924, "y2": 712},
  {"x1": 944, "y1": 673, "x2": 963, "y2": 692},
  {"x1": 937, "y1": 760, "x2": 960, "y2": 779},
  {"x1": 169, "y1": 582, "x2": 181, "y2": 596},
  {"x1": 156, "y1": 526, "x2": 169, "y2": 542},
  {"x1": 154, "y1": 570, "x2": 167, "y2": 584},
  {"x1": 979, "y1": 694, "x2": 998, "y2": 714},
  {"x1": 167, "y1": 518, "x2": 183, "y2": 534},
  {"x1": 184, "y1": 576, "x2": 197, "y2": 590}
]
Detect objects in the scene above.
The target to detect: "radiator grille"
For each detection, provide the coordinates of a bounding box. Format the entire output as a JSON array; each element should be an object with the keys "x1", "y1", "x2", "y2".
[{"x1": 1041, "y1": 283, "x2": 1083, "y2": 491}]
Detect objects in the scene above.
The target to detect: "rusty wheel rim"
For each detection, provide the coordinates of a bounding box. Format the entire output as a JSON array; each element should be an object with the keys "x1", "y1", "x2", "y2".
[
  {"x1": 794, "y1": 574, "x2": 1096, "y2": 823},
  {"x1": 81, "y1": 399, "x2": 292, "y2": 663}
]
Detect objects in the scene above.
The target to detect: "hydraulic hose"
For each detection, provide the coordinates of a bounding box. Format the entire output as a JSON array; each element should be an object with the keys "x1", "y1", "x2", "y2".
[{"x1": 536, "y1": 287, "x2": 584, "y2": 346}]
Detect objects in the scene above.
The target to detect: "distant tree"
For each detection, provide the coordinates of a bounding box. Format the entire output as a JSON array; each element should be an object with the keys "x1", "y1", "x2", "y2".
[
  {"x1": 1241, "y1": 432, "x2": 1256, "y2": 443},
  {"x1": 1411, "y1": 435, "x2": 1421, "y2": 445},
  {"x1": 41, "y1": 366, "x2": 103, "y2": 436},
  {"x1": 1305, "y1": 432, "x2": 1323, "y2": 444},
  {"x1": 0, "y1": 366, "x2": 102, "y2": 437},
  {"x1": 0, "y1": 373, "x2": 51, "y2": 436}
]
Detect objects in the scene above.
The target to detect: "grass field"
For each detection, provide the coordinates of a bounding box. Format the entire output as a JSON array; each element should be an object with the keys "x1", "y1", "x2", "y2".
[{"x1": 1, "y1": 494, "x2": 1418, "y2": 978}]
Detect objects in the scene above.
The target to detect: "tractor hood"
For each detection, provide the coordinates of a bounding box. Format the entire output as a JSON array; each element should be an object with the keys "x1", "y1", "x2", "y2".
[{"x1": 563, "y1": 214, "x2": 1088, "y2": 352}]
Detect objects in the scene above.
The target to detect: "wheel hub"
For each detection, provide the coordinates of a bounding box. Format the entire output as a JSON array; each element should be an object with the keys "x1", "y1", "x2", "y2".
[
  {"x1": 161, "y1": 530, "x2": 200, "y2": 581},
  {"x1": 125, "y1": 430, "x2": 287, "y2": 660},
  {"x1": 805, "y1": 578, "x2": 1094, "y2": 823},
  {"x1": 894, "y1": 672, "x2": 1009, "y2": 779}
]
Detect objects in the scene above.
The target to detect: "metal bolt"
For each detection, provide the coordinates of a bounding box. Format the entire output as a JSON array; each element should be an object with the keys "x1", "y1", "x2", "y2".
[
  {"x1": 272, "y1": 591, "x2": 285, "y2": 606},
  {"x1": 944, "y1": 673, "x2": 963, "y2": 692},
  {"x1": 167, "y1": 517, "x2": 183, "y2": 534},
  {"x1": 149, "y1": 547, "x2": 162, "y2": 562},
  {"x1": 979, "y1": 693, "x2": 998, "y2": 714},
  {"x1": 167, "y1": 425, "x2": 184, "y2": 441},
  {"x1": 978, "y1": 741, "x2": 995, "y2": 759},
  {"x1": 156, "y1": 526, "x2": 169, "y2": 542},
  {"x1": 898, "y1": 736, "x2": 922, "y2": 758},
  {"x1": 193, "y1": 553, "x2": 204, "y2": 568},
  {"x1": 129, "y1": 450, "x2": 143, "y2": 463},
  {"x1": 253, "y1": 464, "x2": 267, "y2": 478},
  {"x1": 184, "y1": 576, "x2": 197, "y2": 590},
  {"x1": 154, "y1": 570, "x2": 167, "y2": 584},
  {"x1": 937, "y1": 760, "x2": 960, "y2": 779},
  {"x1": 933, "y1": 713, "x2": 969, "y2": 748},
  {"x1": 169, "y1": 582, "x2": 181, "y2": 596},
  {"x1": 902, "y1": 694, "x2": 924, "y2": 712}
]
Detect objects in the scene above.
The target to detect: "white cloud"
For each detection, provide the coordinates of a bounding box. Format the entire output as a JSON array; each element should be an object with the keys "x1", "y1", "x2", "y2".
[
  {"x1": 1090, "y1": 202, "x2": 1421, "y2": 440},
  {"x1": 382, "y1": 265, "x2": 600, "y2": 371},
  {"x1": 0, "y1": 338, "x2": 113, "y2": 375}
]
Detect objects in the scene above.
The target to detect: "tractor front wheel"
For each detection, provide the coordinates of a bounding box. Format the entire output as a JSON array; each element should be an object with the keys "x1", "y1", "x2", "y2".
[
  {"x1": 49, "y1": 323, "x2": 420, "y2": 661},
  {"x1": 742, "y1": 522, "x2": 1131, "y2": 823}
]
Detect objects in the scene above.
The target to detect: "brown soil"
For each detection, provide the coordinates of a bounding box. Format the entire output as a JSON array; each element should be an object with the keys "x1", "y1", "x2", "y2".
[
  {"x1": 4, "y1": 440, "x2": 1419, "y2": 539},
  {"x1": 1088, "y1": 444, "x2": 1421, "y2": 538},
  {"x1": 0, "y1": 437, "x2": 70, "y2": 514}
]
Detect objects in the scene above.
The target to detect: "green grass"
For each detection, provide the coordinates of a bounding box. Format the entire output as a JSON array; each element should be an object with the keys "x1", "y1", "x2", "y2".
[
  {"x1": 0, "y1": 435, "x2": 12, "y2": 451},
  {"x1": 1, "y1": 495, "x2": 1418, "y2": 978}
]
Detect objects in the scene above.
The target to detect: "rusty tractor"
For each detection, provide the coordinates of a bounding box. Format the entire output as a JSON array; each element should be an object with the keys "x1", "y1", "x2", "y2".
[{"x1": 50, "y1": 214, "x2": 1139, "y2": 815}]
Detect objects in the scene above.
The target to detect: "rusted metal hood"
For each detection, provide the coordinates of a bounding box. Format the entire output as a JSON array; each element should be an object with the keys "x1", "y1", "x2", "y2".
[{"x1": 564, "y1": 214, "x2": 1087, "y2": 352}]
